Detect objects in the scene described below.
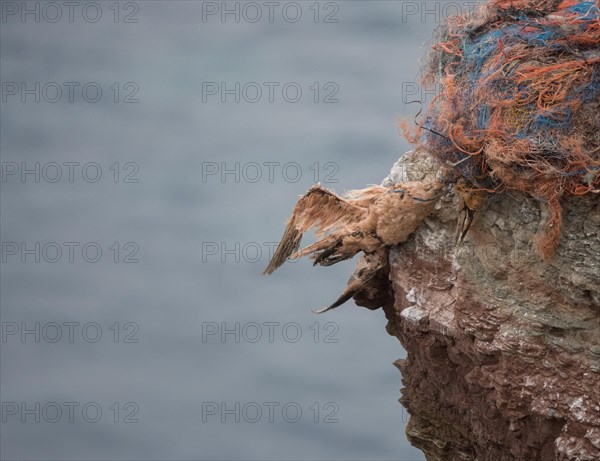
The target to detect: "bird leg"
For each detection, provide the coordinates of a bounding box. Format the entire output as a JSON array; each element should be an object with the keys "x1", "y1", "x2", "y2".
[
  {"x1": 454, "y1": 178, "x2": 486, "y2": 245},
  {"x1": 293, "y1": 229, "x2": 379, "y2": 267},
  {"x1": 312, "y1": 238, "x2": 343, "y2": 266},
  {"x1": 455, "y1": 201, "x2": 475, "y2": 245}
]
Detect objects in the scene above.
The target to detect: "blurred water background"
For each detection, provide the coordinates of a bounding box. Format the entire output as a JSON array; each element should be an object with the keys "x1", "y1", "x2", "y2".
[{"x1": 0, "y1": 1, "x2": 463, "y2": 459}]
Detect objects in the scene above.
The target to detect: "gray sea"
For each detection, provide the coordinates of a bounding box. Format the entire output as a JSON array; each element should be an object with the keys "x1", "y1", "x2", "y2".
[{"x1": 0, "y1": 1, "x2": 462, "y2": 459}]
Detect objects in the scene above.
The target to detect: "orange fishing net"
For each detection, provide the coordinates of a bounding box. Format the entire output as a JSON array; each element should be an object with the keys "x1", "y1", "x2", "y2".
[{"x1": 407, "y1": 0, "x2": 600, "y2": 258}]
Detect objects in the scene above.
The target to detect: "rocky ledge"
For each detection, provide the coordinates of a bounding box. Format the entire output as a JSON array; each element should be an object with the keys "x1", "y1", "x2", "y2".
[{"x1": 375, "y1": 151, "x2": 599, "y2": 460}]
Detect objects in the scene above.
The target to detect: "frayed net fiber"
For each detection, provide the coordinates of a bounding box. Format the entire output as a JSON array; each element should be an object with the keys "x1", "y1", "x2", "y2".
[{"x1": 409, "y1": 0, "x2": 600, "y2": 259}]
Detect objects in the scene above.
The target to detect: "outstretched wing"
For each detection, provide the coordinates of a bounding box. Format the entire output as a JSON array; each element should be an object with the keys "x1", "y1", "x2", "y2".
[{"x1": 263, "y1": 185, "x2": 368, "y2": 274}]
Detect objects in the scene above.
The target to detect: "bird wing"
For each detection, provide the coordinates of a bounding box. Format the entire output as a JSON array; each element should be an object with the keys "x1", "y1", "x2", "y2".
[{"x1": 263, "y1": 185, "x2": 368, "y2": 274}]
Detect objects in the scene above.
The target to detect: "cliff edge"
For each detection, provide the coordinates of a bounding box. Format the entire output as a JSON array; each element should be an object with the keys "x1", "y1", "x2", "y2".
[{"x1": 380, "y1": 150, "x2": 600, "y2": 460}]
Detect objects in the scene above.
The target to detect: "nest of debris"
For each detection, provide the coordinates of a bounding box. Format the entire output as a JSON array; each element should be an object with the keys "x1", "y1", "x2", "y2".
[{"x1": 406, "y1": 0, "x2": 600, "y2": 259}]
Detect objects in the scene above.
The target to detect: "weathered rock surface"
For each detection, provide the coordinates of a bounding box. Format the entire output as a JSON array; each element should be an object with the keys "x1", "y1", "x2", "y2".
[{"x1": 380, "y1": 150, "x2": 600, "y2": 460}]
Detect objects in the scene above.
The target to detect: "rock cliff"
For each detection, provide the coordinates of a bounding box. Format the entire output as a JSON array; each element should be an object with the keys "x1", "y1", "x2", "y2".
[{"x1": 367, "y1": 150, "x2": 600, "y2": 460}]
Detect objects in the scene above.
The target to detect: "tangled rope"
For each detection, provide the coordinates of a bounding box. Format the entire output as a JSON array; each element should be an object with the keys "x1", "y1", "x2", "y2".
[{"x1": 406, "y1": 0, "x2": 600, "y2": 259}]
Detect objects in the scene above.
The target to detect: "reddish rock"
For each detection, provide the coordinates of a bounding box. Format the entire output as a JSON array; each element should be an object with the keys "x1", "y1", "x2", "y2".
[{"x1": 359, "y1": 151, "x2": 600, "y2": 460}]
